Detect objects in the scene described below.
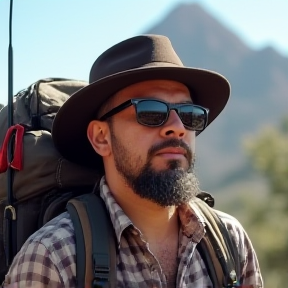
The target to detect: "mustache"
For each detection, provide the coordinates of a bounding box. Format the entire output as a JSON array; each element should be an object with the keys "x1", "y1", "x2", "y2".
[{"x1": 147, "y1": 138, "x2": 193, "y2": 166}]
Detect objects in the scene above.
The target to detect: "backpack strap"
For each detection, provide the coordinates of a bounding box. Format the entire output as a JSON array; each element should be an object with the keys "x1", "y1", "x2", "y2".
[
  {"x1": 192, "y1": 197, "x2": 240, "y2": 287},
  {"x1": 66, "y1": 193, "x2": 117, "y2": 288}
]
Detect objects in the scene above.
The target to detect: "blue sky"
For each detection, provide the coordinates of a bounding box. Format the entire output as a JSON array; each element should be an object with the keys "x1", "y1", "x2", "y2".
[{"x1": 0, "y1": 0, "x2": 287, "y2": 105}]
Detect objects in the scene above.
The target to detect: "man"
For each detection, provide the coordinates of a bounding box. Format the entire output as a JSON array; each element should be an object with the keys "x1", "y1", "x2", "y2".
[{"x1": 4, "y1": 34, "x2": 263, "y2": 287}]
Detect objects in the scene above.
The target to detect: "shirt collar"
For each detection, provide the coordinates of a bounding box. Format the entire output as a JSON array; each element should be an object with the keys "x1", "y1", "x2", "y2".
[
  {"x1": 99, "y1": 176, "x2": 132, "y2": 245},
  {"x1": 99, "y1": 176, "x2": 205, "y2": 245}
]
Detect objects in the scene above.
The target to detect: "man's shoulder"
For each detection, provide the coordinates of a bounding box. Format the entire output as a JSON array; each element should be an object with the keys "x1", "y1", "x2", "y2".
[
  {"x1": 213, "y1": 209, "x2": 248, "y2": 248},
  {"x1": 26, "y1": 211, "x2": 75, "y2": 248},
  {"x1": 213, "y1": 209, "x2": 243, "y2": 230},
  {"x1": 5, "y1": 213, "x2": 77, "y2": 287},
  {"x1": 214, "y1": 209, "x2": 241, "y2": 223}
]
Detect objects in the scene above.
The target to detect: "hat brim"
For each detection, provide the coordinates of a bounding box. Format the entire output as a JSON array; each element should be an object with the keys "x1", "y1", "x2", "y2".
[{"x1": 52, "y1": 64, "x2": 230, "y2": 169}]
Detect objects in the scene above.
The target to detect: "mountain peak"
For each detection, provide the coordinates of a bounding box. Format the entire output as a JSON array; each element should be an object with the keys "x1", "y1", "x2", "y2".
[{"x1": 146, "y1": 3, "x2": 250, "y2": 70}]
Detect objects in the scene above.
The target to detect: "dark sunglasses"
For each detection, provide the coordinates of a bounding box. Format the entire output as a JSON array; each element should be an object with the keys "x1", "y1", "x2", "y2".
[{"x1": 99, "y1": 98, "x2": 209, "y2": 132}]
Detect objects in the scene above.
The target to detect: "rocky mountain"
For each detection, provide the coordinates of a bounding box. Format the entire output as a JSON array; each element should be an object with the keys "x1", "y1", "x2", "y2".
[{"x1": 145, "y1": 3, "x2": 288, "y2": 191}]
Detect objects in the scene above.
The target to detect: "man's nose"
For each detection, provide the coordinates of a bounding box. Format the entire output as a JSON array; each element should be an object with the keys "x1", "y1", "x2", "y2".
[{"x1": 159, "y1": 110, "x2": 187, "y2": 138}]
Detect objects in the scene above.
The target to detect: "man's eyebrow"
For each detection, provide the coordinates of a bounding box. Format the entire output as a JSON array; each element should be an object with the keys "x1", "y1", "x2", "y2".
[
  {"x1": 182, "y1": 100, "x2": 193, "y2": 103},
  {"x1": 175, "y1": 100, "x2": 193, "y2": 104},
  {"x1": 145, "y1": 96, "x2": 193, "y2": 103}
]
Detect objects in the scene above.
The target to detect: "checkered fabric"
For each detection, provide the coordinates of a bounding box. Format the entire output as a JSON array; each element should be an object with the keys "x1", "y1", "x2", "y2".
[{"x1": 3, "y1": 177, "x2": 263, "y2": 288}]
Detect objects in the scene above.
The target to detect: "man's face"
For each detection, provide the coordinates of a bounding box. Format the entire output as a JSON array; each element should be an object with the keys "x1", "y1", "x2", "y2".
[{"x1": 104, "y1": 80, "x2": 199, "y2": 206}]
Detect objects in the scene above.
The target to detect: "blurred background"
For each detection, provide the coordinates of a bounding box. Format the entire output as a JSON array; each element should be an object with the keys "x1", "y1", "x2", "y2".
[{"x1": 0, "y1": 0, "x2": 287, "y2": 286}]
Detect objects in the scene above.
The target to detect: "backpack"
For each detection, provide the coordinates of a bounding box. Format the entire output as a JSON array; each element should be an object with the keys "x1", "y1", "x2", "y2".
[
  {"x1": 0, "y1": 78, "x2": 240, "y2": 287},
  {"x1": 0, "y1": 78, "x2": 101, "y2": 281}
]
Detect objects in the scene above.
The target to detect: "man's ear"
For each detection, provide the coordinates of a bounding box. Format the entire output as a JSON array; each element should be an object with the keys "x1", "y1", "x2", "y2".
[{"x1": 87, "y1": 120, "x2": 111, "y2": 157}]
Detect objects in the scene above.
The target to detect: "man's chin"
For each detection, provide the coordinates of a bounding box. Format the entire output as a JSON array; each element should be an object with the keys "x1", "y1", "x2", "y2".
[{"x1": 126, "y1": 162, "x2": 199, "y2": 207}]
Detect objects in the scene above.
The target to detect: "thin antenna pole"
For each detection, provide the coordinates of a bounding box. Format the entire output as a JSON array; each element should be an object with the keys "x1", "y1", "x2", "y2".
[
  {"x1": 7, "y1": 0, "x2": 15, "y2": 205},
  {"x1": 6, "y1": 0, "x2": 16, "y2": 266},
  {"x1": 8, "y1": 0, "x2": 13, "y2": 128}
]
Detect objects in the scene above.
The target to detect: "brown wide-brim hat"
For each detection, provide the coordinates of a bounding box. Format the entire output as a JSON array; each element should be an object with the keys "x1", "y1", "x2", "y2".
[{"x1": 52, "y1": 34, "x2": 230, "y2": 169}]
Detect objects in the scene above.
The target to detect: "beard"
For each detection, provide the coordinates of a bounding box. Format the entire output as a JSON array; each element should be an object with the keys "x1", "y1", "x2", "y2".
[{"x1": 110, "y1": 127, "x2": 200, "y2": 207}]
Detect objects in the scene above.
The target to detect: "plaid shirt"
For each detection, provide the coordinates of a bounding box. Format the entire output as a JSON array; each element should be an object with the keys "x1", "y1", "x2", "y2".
[{"x1": 4, "y1": 177, "x2": 263, "y2": 288}]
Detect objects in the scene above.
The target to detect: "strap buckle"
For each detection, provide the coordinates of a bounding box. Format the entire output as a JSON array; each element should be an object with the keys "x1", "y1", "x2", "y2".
[
  {"x1": 93, "y1": 253, "x2": 110, "y2": 288},
  {"x1": 4, "y1": 205, "x2": 16, "y2": 220}
]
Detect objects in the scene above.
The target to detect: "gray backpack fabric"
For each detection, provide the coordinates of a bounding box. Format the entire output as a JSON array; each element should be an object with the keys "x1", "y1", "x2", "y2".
[{"x1": 0, "y1": 78, "x2": 101, "y2": 282}]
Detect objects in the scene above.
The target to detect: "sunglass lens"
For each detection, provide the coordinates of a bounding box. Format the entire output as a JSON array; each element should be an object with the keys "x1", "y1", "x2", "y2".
[
  {"x1": 179, "y1": 106, "x2": 206, "y2": 131},
  {"x1": 136, "y1": 100, "x2": 167, "y2": 126}
]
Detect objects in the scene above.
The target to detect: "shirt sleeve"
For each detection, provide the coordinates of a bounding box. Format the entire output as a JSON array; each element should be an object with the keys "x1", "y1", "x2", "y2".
[
  {"x1": 239, "y1": 226, "x2": 263, "y2": 288},
  {"x1": 217, "y1": 210, "x2": 264, "y2": 288},
  {"x1": 3, "y1": 241, "x2": 63, "y2": 288}
]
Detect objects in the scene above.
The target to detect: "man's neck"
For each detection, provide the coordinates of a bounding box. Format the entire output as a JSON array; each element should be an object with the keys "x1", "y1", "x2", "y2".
[{"x1": 106, "y1": 175, "x2": 179, "y2": 243}]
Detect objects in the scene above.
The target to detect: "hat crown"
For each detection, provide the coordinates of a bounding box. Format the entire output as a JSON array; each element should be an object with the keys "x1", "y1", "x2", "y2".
[{"x1": 89, "y1": 34, "x2": 184, "y2": 83}]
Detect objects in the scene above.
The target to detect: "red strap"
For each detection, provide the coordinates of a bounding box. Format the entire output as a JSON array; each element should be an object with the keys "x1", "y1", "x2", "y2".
[{"x1": 0, "y1": 124, "x2": 25, "y2": 173}]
